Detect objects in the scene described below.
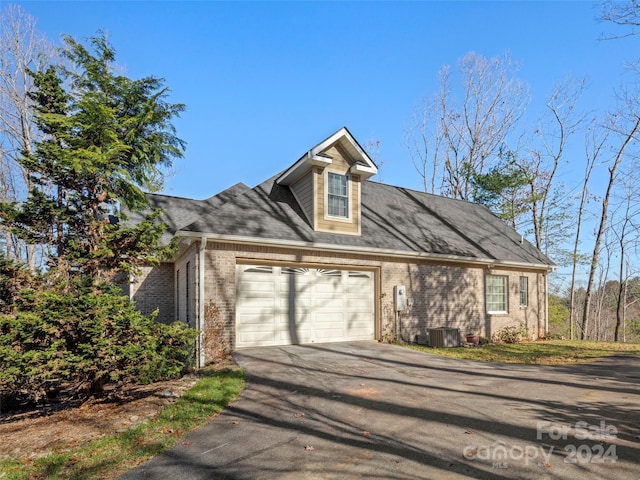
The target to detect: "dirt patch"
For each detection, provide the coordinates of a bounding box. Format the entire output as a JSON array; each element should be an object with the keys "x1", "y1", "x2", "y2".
[{"x1": 0, "y1": 374, "x2": 200, "y2": 461}]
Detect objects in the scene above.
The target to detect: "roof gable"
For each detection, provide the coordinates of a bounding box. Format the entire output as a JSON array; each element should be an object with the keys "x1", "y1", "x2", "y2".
[{"x1": 276, "y1": 127, "x2": 377, "y2": 186}]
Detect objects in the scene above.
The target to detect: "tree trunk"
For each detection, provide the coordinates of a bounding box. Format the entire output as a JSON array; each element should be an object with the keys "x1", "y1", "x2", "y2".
[
  {"x1": 615, "y1": 277, "x2": 625, "y2": 341},
  {"x1": 581, "y1": 115, "x2": 640, "y2": 339}
]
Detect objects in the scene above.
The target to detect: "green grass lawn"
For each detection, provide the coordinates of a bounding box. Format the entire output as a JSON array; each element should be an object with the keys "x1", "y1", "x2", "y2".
[
  {"x1": 0, "y1": 367, "x2": 245, "y2": 480},
  {"x1": 407, "y1": 339, "x2": 640, "y2": 365}
]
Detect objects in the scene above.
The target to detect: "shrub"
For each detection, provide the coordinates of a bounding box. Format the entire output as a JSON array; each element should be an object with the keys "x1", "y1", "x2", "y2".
[
  {"x1": 492, "y1": 321, "x2": 530, "y2": 344},
  {"x1": 0, "y1": 281, "x2": 197, "y2": 410},
  {"x1": 0, "y1": 254, "x2": 34, "y2": 314}
]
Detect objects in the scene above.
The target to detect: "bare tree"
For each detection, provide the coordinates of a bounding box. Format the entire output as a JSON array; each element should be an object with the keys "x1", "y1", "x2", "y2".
[
  {"x1": 406, "y1": 51, "x2": 529, "y2": 200},
  {"x1": 610, "y1": 170, "x2": 640, "y2": 340},
  {"x1": 0, "y1": 4, "x2": 55, "y2": 267},
  {"x1": 517, "y1": 77, "x2": 586, "y2": 253},
  {"x1": 600, "y1": 0, "x2": 640, "y2": 39},
  {"x1": 569, "y1": 119, "x2": 607, "y2": 339},
  {"x1": 405, "y1": 94, "x2": 443, "y2": 193},
  {"x1": 364, "y1": 136, "x2": 385, "y2": 183},
  {"x1": 581, "y1": 112, "x2": 640, "y2": 339}
]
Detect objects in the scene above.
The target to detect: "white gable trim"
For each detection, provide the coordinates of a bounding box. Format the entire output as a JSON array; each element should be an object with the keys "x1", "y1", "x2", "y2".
[{"x1": 277, "y1": 127, "x2": 377, "y2": 186}]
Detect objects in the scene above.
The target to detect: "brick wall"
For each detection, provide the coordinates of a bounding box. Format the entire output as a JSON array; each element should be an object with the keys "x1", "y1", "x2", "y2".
[
  {"x1": 174, "y1": 243, "x2": 199, "y2": 329},
  {"x1": 130, "y1": 263, "x2": 175, "y2": 324},
  {"x1": 198, "y1": 241, "x2": 548, "y2": 359},
  {"x1": 131, "y1": 240, "x2": 548, "y2": 363}
]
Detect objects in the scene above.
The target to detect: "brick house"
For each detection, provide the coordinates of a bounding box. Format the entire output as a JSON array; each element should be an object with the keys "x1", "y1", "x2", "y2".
[{"x1": 127, "y1": 127, "x2": 555, "y2": 366}]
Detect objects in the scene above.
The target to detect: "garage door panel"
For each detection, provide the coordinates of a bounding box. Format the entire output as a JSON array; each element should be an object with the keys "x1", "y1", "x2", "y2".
[
  {"x1": 315, "y1": 297, "x2": 344, "y2": 310},
  {"x1": 240, "y1": 288, "x2": 277, "y2": 299},
  {"x1": 346, "y1": 319, "x2": 374, "y2": 331},
  {"x1": 316, "y1": 333, "x2": 344, "y2": 342},
  {"x1": 315, "y1": 320, "x2": 344, "y2": 338},
  {"x1": 277, "y1": 297, "x2": 312, "y2": 309},
  {"x1": 275, "y1": 314, "x2": 312, "y2": 326},
  {"x1": 315, "y1": 314, "x2": 343, "y2": 325},
  {"x1": 237, "y1": 323, "x2": 274, "y2": 334},
  {"x1": 275, "y1": 329, "x2": 313, "y2": 343},
  {"x1": 277, "y1": 284, "x2": 315, "y2": 297},
  {"x1": 236, "y1": 265, "x2": 374, "y2": 348},
  {"x1": 347, "y1": 297, "x2": 373, "y2": 309},
  {"x1": 241, "y1": 297, "x2": 275, "y2": 307},
  {"x1": 315, "y1": 283, "x2": 342, "y2": 294}
]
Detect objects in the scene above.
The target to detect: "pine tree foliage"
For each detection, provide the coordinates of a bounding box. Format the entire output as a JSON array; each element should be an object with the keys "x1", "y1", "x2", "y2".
[
  {"x1": 470, "y1": 147, "x2": 531, "y2": 229},
  {"x1": 0, "y1": 280, "x2": 197, "y2": 408},
  {"x1": 0, "y1": 32, "x2": 184, "y2": 281},
  {"x1": 0, "y1": 33, "x2": 195, "y2": 405}
]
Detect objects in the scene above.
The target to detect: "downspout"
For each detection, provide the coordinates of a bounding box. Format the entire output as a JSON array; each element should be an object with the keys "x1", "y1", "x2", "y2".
[
  {"x1": 544, "y1": 272, "x2": 549, "y2": 336},
  {"x1": 128, "y1": 272, "x2": 134, "y2": 301},
  {"x1": 198, "y1": 236, "x2": 206, "y2": 368}
]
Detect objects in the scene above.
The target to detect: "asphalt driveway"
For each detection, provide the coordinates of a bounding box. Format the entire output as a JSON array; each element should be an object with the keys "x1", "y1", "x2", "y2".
[{"x1": 120, "y1": 341, "x2": 640, "y2": 480}]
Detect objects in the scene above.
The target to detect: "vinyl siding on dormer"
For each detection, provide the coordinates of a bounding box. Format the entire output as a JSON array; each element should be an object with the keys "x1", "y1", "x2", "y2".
[
  {"x1": 314, "y1": 145, "x2": 361, "y2": 235},
  {"x1": 290, "y1": 172, "x2": 314, "y2": 225}
]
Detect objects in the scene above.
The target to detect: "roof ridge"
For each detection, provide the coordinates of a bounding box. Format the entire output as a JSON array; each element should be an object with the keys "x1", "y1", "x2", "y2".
[
  {"x1": 145, "y1": 191, "x2": 207, "y2": 202},
  {"x1": 365, "y1": 180, "x2": 488, "y2": 207}
]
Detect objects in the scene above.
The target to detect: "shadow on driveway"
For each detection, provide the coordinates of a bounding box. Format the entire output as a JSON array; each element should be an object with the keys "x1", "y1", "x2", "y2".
[{"x1": 120, "y1": 342, "x2": 640, "y2": 480}]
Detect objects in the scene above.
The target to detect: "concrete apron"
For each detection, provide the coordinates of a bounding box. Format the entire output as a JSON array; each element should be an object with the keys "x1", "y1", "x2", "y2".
[{"x1": 120, "y1": 342, "x2": 640, "y2": 480}]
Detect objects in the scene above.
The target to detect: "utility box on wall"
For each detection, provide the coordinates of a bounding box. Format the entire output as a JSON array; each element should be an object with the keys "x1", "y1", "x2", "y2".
[{"x1": 394, "y1": 285, "x2": 407, "y2": 311}]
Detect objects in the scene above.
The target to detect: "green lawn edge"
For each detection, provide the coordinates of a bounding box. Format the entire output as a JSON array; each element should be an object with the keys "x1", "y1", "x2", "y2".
[
  {"x1": 0, "y1": 366, "x2": 246, "y2": 480},
  {"x1": 406, "y1": 339, "x2": 640, "y2": 365}
]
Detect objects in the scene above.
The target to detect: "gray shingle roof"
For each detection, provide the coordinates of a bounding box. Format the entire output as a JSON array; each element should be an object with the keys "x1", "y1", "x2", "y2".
[
  {"x1": 125, "y1": 183, "x2": 250, "y2": 244},
  {"x1": 172, "y1": 176, "x2": 554, "y2": 268}
]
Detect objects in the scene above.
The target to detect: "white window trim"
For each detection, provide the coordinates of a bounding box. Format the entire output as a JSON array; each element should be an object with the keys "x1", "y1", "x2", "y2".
[
  {"x1": 325, "y1": 170, "x2": 352, "y2": 222},
  {"x1": 486, "y1": 274, "x2": 509, "y2": 314}
]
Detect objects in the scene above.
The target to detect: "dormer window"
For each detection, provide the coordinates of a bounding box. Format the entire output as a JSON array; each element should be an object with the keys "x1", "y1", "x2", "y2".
[
  {"x1": 276, "y1": 127, "x2": 374, "y2": 235},
  {"x1": 327, "y1": 172, "x2": 349, "y2": 218}
]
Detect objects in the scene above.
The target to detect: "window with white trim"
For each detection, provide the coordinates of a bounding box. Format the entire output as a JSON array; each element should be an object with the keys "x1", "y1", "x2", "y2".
[
  {"x1": 519, "y1": 276, "x2": 528, "y2": 307},
  {"x1": 486, "y1": 274, "x2": 508, "y2": 314},
  {"x1": 327, "y1": 172, "x2": 349, "y2": 218}
]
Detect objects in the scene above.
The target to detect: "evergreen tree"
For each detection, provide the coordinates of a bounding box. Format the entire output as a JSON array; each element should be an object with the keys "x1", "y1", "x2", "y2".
[
  {"x1": 0, "y1": 32, "x2": 183, "y2": 282},
  {"x1": 0, "y1": 33, "x2": 195, "y2": 402},
  {"x1": 470, "y1": 148, "x2": 531, "y2": 229}
]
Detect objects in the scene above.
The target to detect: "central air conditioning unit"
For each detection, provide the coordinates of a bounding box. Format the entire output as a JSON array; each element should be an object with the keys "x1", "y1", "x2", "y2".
[{"x1": 428, "y1": 327, "x2": 460, "y2": 348}]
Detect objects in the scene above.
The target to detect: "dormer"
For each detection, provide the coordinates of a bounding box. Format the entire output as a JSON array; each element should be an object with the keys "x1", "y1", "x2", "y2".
[{"x1": 276, "y1": 127, "x2": 377, "y2": 236}]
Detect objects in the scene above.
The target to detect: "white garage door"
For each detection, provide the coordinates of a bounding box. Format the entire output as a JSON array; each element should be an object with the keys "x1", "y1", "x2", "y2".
[{"x1": 236, "y1": 265, "x2": 375, "y2": 348}]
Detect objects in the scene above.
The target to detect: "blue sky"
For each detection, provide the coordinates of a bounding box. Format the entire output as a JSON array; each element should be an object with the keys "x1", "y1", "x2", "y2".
[{"x1": 14, "y1": 0, "x2": 635, "y2": 203}]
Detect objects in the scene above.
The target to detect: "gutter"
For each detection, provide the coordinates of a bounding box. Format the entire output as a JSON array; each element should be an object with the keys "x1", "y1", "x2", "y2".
[{"x1": 176, "y1": 231, "x2": 556, "y2": 272}]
